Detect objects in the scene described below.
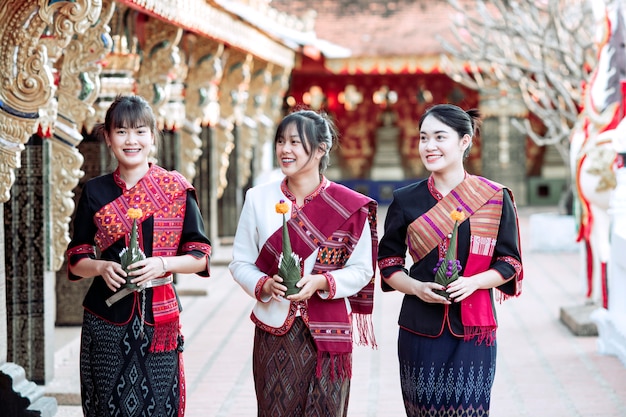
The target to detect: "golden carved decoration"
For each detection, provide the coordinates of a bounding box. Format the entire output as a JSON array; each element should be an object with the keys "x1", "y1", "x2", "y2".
[
  {"x1": 583, "y1": 146, "x2": 618, "y2": 193},
  {"x1": 135, "y1": 17, "x2": 183, "y2": 129},
  {"x1": 48, "y1": 0, "x2": 114, "y2": 272},
  {"x1": 239, "y1": 58, "x2": 271, "y2": 187},
  {"x1": 182, "y1": 36, "x2": 224, "y2": 127},
  {"x1": 85, "y1": 3, "x2": 140, "y2": 132},
  {"x1": 56, "y1": 0, "x2": 114, "y2": 133},
  {"x1": 180, "y1": 36, "x2": 225, "y2": 183},
  {"x1": 216, "y1": 49, "x2": 253, "y2": 198},
  {"x1": 49, "y1": 136, "x2": 85, "y2": 271},
  {"x1": 116, "y1": 0, "x2": 294, "y2": 69},
  {"x1": 179, "y1": 121, "x2": 203, "y2": 183},
  {"x1": 39, "y1": 0, "x2": 102, "y2": 55},
  {"x1": 260, "y1": 64, "x2": 290, "y2": 160},
  {"x1": 38, "y1": 0, "x2": 103, "y2": 139},
  {"x1": 0, "y1": 0, "x2": 99, "y2": 203}
]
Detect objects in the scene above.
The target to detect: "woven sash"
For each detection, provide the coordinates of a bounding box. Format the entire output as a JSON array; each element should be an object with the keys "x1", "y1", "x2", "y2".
[
  {"x1": 255, "y1": 182, "x2": 378, "y2": 379},
  {"x1": 406, "y1": 175, "x2": 504, "y2": 344},
  {"x1": 94, "y1": 165, "x2": 192, "y2": 352}
]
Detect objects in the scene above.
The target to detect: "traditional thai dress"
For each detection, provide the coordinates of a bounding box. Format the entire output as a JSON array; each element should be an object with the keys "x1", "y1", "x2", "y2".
[
  {"x1": 66, "y1": 164, "x2": 212, "y2": 417},
  {"x1": 229, "y1": 177, "x2": 378, "y2": 417},
  {"x1": 378, "y1": 175, "x2": 523, "y2": 417}
]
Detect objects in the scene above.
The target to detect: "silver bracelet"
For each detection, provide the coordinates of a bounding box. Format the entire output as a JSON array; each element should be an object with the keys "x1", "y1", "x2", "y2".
[{"x1": 158, "y1": 256, "x2": 168, "y2": 275}]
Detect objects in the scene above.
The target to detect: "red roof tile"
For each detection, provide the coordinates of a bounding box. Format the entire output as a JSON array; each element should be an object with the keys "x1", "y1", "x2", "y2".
[{"x1": 270, "y1": 0, "x2": 466, "y2": 57}]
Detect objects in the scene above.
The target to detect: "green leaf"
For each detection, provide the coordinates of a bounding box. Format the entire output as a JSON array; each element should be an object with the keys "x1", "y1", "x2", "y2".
[
  {"x1": 119, "y1": 219, "x2": 145, "y2": 291},
  {"x1": 278, "y1": 214, "x2": 301, "y2": 296},
  {"x1": 433, "y1": 220, "x2": 460, "y2": 299}
]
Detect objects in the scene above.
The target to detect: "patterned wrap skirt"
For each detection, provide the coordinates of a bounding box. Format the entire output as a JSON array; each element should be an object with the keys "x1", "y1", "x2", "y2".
[
  {"x1": 80, "y1": 310, "x2": 183, "y2": 417},
  {"x1": 253, "y1": 317, "x2": 351, "y2": 417},
  {"x1": 398, "y1": 327, "x2": 496, "y2": 417}
]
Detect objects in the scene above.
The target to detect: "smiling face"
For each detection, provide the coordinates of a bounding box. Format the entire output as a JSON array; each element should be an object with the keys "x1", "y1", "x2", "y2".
[
  {"x1": 103, "y1": 95, "x2": 159, "y2": 174},
  {"x1": 275, "y1": 122, "x2": 323, "y2": 181},
  {"x1": 418, "y1": 114, "x2": 471, "y2": 175},
  {"x1": 105, "y1": 123, "x2": 153, "y2": 171}
]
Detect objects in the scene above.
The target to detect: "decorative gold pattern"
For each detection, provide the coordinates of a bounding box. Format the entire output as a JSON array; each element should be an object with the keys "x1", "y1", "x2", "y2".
[
  {"x1": 216, "y1": 49, "x2": 253, "y2": 198},
  {"x1": 135, "y1": 17, "x2": 183, "y2": 129},
  {"x1": 117, "y1": 0, "x2": 294, "y2": 69},
  {"x1": 48, "y1": 0, "x2": 113, "y2": 272},
  {"x1": 238, "y1": 57, "x2": 271, "y2": 188},
  {"x1": 49, "y1": 138, "x2": 85, "y2": 271},
  {"x1": 85, "y1": 3, "x2": 140, "y2": 132},
  {"x1": 0, "y1": 0, "x2": 100, "y2": 203},
  {"x1": 181, "y1": 37, "x2": 225, "y2": 182}
]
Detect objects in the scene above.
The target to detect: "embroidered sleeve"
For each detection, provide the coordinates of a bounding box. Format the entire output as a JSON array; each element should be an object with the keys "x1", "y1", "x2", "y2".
[
  {"x1": 181, "y1": 242, "x2": 212, "y2": 256},
  {"x1": 497, "y1": 255, "x2": 522, "y2": 279},
  {"x1": 66, "y1": 244, "x2": 95, "y2": 259},
  {"x1": 255, "y1": 275, "x2": 272, "y2": 302},
  {"x1": 179, "y1": 193, "x2": 212, "y2": 277},
  {"x1": 492, "y1": 190, "x2": 523, "y2": 297},
  {"x1": 67, "y1": 182, "x2": 99, "y2": 281},
  {"x1": 378, "y1": 256, "x2": 405, "y2": 278},
  {"x1": 377, "y1": 196, "x2": 410, "y2": 289},
  {"x1": 317, "y1": 272, "x2": 337, "y2": 299},
  {"x1": 66, "y1": 244, "x2": 96, "y2": 281}
]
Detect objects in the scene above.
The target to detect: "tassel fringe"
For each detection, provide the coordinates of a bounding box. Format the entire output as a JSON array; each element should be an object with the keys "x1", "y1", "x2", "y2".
[
  {"x1": 150, "y1": 319, "x2": 180, "y2": 352},
  {"x1": 316, "y1": 351, "x2": 353, "y2": 381},
  {"x1": 353, "y1": 313, "x2": 377, "y2": 349},
  {"x1": 463, "y1": 326, "x2": 497, "y2": 346}
]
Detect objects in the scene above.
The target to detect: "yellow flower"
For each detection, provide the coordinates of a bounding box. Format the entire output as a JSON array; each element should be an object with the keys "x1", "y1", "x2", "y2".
[
  {"x1": 275, "y1": 199, "x2": 301, "y2": 296},
  {"x1": 128, "y1": 207, "x2": 143, "y2": 220},
  {"x1": 275, "y1": 200, "x2": 289, "y2": 215},
  {"x1": 450, "y1": 207, "x2": 465, "y2": 222}
]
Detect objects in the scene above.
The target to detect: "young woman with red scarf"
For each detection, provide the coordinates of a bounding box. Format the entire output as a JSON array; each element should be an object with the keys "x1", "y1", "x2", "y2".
[
  {"x1": 66, "y1": 94, "x2": 211, "y2": 417},
  {"x1": 229, "y1": 109, "x2": 378, "y2": 417},
  {"x1": 378, "y1": 104, "x2": 523, "y2": 416}
]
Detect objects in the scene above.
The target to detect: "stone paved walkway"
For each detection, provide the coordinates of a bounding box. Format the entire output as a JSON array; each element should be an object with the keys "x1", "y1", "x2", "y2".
[{"x1": 49, "y1": 206, "x2": 626, "y2": 416}]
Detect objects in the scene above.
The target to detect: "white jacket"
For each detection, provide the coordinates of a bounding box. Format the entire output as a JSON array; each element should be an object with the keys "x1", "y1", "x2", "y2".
[{"x1": 229, "y1": 179, "x2": 373, "y2": 330}]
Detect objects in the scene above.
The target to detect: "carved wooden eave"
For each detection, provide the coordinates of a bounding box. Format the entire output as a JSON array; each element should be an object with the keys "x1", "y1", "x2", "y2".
[
  {"x1": 116, "y1": 0, "x2": 295, "y2": 70},
  {"x1": 324, "y1": 54, "x2": 449, "y2": 75}
]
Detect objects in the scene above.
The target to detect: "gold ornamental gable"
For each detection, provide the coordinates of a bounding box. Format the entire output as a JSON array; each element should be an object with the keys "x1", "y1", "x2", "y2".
[{"x1": 117, "y1": 0, "x2": 295, "y2": 69}]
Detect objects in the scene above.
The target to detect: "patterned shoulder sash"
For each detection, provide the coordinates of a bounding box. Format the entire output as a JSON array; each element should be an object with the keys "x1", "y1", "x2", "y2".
[
  {"x1": 94, "y1": 166, "x2": 192, "y2": 253},
  {"x1": 255, "y1": 183, "x2": 374, "y2": 275},
  {"x1": 406, "y1": 176, "x2": 502, "y2": 263}
]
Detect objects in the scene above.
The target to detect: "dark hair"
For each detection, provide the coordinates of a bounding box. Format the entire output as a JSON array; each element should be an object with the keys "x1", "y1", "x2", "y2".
[
  {"x1": 419, "y1": 104, "x2": 481, "y2": 158},
  {"x1": 274, "y1": 109, "x2": 338, "y2": 173},
  {"x1": 94, "y1": 94, "x2": 160, "y2": 145}
]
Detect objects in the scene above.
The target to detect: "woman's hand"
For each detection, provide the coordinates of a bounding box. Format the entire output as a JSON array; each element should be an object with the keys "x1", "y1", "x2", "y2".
[
  {"x1": 287, "y1": 274, "x2": 328, "y2": 302},
  {"x1": 262, "y1": 275, "x2": 288, "y2": 302},
  {"x1": 127, "y1": 256, "x2": 168, "y2": 287},
  {"x1": 385, "y1": 271, "x2": 451, "y2": 304},
  {"x1": 96, "y1": 260, "x2": 127, "y2": 292},
  {"x1": 446, "y1": 276, "x2": 480, "y2": 302},
  {"x1": 412, "y1": 280, "x2": 451, "y2": 305}
]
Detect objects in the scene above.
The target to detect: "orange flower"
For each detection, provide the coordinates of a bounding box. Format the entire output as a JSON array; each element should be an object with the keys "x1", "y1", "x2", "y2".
[
  {"x1": 275, "y1": 200, "x2": 289, "y2": 215},
  {"x1": 128, "y1": 207, "x2": 143, "y2": 220},
  {"x1": 450, "y1": 207, "x2": 465, "y2": 222}
]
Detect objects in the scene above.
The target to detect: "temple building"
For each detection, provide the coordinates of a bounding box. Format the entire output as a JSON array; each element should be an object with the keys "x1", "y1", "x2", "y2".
[{"x1": 0, "y1": 0, "x2": 565, "y2": 415}]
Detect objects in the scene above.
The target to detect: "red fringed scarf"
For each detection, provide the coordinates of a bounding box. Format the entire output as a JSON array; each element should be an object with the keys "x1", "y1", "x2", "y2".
[
  {"x1": 255, "y1": 180, "x2": 378, "y2": 380},
  {"x1": 406, "y1": 175, "x2": 523, "y2": 345},
  {"x1": 94, "y1": 165, "x2": 192, "y2": 353}
]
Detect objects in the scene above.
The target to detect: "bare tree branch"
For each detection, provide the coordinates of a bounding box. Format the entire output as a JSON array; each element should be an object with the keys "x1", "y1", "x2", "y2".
[{"x1": 439, "y1": 0, "x2": 596, "y2": 167}]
